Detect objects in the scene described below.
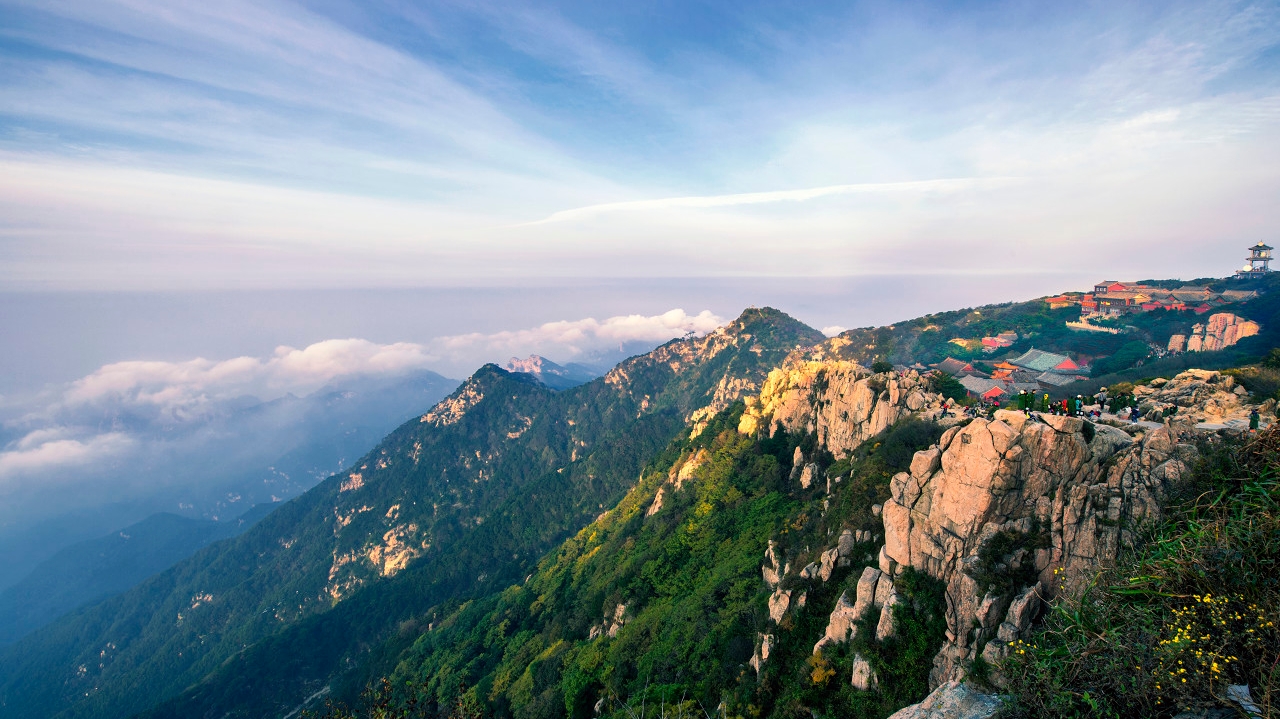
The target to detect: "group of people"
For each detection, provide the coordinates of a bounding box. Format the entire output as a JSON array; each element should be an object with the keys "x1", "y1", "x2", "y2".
[
  {"x1": 942, "y1": 381, "x2": 1264, "y2": 431},
  {"x1": 1013, "y1": 389, "x2": 1141, "y2": 422}
]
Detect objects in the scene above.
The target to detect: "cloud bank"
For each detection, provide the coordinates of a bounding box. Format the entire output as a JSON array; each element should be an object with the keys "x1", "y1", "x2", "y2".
[
  {"x1": 438, "y1": 309, "x2": 724, "y2": 356},
  {"x1": 1, "y1": 309, "x2": 724, "y2": 481}
]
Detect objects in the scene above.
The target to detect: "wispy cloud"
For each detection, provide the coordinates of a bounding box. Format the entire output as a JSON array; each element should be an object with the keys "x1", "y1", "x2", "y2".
[
  {"x1": 0, "y1": 1, "x2": 1278, "y2": 286},
  {"x1": 519, "y1": 178, "x2": 1020, "y2": 225}
]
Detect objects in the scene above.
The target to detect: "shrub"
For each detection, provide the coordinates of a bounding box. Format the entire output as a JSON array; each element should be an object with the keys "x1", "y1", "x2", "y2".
[
  {"x1": 1001, "y1": 428, "x2": 1280, "y2": 718},
  {"x1": 1226, "y1": 366, "x2": 1280, "y2": 400},
  {"x1": 931, "y1": 373, "x2": 968, "y2": 403},
  {"x1": 964, "y1": 524, "x2": 1050, "y2": 597},
  {"x1": 849, "y1": 568, "x2": 948, "y2": 711},
  {"x1": 871, "y1": 361, "x2": 894, "y2": 374}
]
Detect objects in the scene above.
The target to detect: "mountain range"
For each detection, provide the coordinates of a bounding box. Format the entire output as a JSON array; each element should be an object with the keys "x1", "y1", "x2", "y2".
[
  {"x1": 0, "y1": 281, "x2": 1276, "y2": 719},
  {"x1": 0, "y1": 308, "x2": 823, "y2": 719}
]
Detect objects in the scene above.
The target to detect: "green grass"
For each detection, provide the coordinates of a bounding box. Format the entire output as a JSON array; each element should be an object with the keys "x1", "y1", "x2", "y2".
[{"x1": 1001, "y1": 427, "x2": 1280, "y2": 718}]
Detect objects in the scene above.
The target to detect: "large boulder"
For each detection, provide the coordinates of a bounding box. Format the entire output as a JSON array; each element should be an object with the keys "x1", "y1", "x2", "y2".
[{"x1": 886, "y1": 681, "x2": 1003, "y2": 719}]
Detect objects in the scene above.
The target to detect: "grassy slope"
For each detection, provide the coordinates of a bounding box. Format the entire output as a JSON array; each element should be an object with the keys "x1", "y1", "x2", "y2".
[{"x1": 1002, "y1": 426, "x2": 1280, "y2": 718}]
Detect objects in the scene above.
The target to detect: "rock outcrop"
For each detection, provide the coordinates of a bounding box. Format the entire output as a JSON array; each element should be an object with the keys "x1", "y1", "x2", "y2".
[
  {"x1": 1132, "y1": 369, "x2": 1274, "y2": 427},
  {"x1": 739, "y1": 363, "x2": 946, "y2": 456},
  {"x1": 885, "y1": 681, "x2": 1003, "y2": 719},
  {"x1": 881, "y1": 409, "x2": 1198, "y2": 684},
  {"x1": 741, "y1": 360, "x2": 1252, "y2": 694}
]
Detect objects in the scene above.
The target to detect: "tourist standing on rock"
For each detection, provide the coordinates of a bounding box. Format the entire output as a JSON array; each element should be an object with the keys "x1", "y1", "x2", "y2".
[
  {"x1": 1251, "y1": 408, "x2": 1261, "y2": 432},
  {"x1": 1095, "y1": 387, "x2": 1108, "y2": 407},
  {"x1": 1041, "y1": 393, "x2": 1050, "y2": 413},
  {"x1": 1129, "y1": 406, "x2": 1140, "y2": 423},
  {"x1": 1074, "y1": 395, "x2": 1084, "y2": 416}
]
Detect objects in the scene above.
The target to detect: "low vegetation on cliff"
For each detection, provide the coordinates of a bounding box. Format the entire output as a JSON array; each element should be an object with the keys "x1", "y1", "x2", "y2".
[{"x1": 1001, "y1": 426, "x2": 1280, "y2": 718}]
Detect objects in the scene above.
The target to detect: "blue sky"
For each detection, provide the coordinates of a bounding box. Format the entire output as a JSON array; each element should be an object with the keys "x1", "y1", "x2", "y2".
[{"x1": 1, "y1": 0, "x2": 1279, "y2": 288}]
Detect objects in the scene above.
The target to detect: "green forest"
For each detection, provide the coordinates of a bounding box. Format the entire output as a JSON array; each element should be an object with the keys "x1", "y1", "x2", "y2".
[{"x1": 306, "y1": 408, "x2": 949, "y2": 719}]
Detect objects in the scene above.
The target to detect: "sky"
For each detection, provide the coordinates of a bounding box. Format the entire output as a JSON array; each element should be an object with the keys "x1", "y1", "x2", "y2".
[
  {"x1": 1, "y1": 0, "x2": 1277, "y2": 289},
  {"x1": 1, "y1": 1, "x2": 1279, "y2": 543}
]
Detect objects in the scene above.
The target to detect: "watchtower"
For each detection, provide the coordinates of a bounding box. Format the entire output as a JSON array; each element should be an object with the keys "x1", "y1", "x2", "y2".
[{"x1": 1237, "y1": 242, "x2": 1273, "y2": 278}]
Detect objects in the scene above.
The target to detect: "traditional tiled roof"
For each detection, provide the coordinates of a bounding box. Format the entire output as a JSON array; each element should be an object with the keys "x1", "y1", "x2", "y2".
[
  {"x1": 1035, "y1": 372, "x2": 1079, "y2": 387},
  {"x1": 958, "y1": 376, "x2": 1005, "y2": 396},
  {"x1": 1011, "y1": 348, "x2": 1076, "y2": 373},
  {"x1": 931, "y1": 357, "x2": 975, "y2": 375},
  {"x1": 1221, "y1": 290, "x2": 1258, "y2": 301}
]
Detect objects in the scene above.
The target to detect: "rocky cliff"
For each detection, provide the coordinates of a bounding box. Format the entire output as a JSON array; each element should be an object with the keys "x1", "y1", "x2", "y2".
[
  {"x1": 740, "y1": 360, "x2": 1268, "y2": 704},
  {"x1": 1134, "y1": 368, "x2": 1275, "y2": 428},
  {"x1": 739, "y1": 362, "x2": 946, "y2": 454},
  {"x1": 880, "y1": 410, "x2": 1196, "y2": 685}
]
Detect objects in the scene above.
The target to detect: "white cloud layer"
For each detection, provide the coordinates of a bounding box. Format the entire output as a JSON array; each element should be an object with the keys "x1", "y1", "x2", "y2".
[
  {"x1": 0, "y1": 309, "x2": 724, "y2": 480},
  {"x1": 0, "y1": 431, "x2": 134, "y2": 480},
  {"x1": 55, "y1": 339, "x2": 438, "y2": 422},
  {"x1": 438, "y1": 309, "x2": 724, "y2": 356}
]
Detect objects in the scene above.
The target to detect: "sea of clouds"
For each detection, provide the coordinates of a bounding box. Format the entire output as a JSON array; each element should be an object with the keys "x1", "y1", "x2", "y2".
[{"x1": 0, "y1": 308, "x2": 723, "y2": 488}]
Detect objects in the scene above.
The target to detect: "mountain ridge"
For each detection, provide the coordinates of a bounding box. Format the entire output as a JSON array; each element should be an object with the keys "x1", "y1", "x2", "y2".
[
  {"x1": 0, "y1": 308, "x2": 823, "y2": 719},
  {"x1": 2, "y1": 291, "x2": 1275, "y2": 719}
]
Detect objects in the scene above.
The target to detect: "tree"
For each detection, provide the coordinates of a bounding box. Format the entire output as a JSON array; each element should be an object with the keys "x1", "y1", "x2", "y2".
[
  {"x1": 1092, "y1": 341, "x2": 1150, "y2": 377},
  {"x1": 871, "y1": 360, "x2": 894, "y2": 374},
  {"x1": 931, "y1": 373, "x2": 967, "y2": 402}
]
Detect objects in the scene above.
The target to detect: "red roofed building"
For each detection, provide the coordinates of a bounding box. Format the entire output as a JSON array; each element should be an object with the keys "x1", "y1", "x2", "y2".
[{"x1": 1051, "y1": 356, "x2": 1081, "y2": 372}]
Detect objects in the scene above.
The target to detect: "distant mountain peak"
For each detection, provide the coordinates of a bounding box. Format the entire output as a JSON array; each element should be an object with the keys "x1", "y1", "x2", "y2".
[
  {"x1": 505, "y1": 355, "x2": 598, "y2": 390},
  {"x1": 506, "y1": 354, "x2": 552, "y2": 374}
]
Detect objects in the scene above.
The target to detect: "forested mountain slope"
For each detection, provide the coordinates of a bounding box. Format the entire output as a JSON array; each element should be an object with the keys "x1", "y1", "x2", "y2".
[
  {"x1": 0, "y1": 308, "x2": 823, "y2": 719},
  {"x1": 0, "y1": 504, "x2": 274, "y2": 647},
  {"x1": 271, "y1": 357, "x2": 1278, "y2": 719},
  {"x1": 344, "y1": 376, "x2": 951, "y2": 719}
]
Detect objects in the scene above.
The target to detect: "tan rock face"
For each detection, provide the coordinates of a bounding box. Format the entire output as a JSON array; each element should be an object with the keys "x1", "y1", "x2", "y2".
[
  {"x1": 753, "y1": 360, "x2": 1227, "y2": 693},
  {"x1": 768, "y1": 588, "x2": 792, "y2": 624},
  {"x1": 880, "y1": 412, "x2": 1198, "y2": 686},
  {"x1": 813, "y1": 590, "x2": 860, "y2": 653},
  {"x1": 739, "y1": 363, "x2": 941, "y2": 457},
  {"x1": 851, "y1": 654, "x2": 877, "y2": 690},
  {"x1": 1133, "y1": 369, "x2": 1269, "y2": 426}
]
